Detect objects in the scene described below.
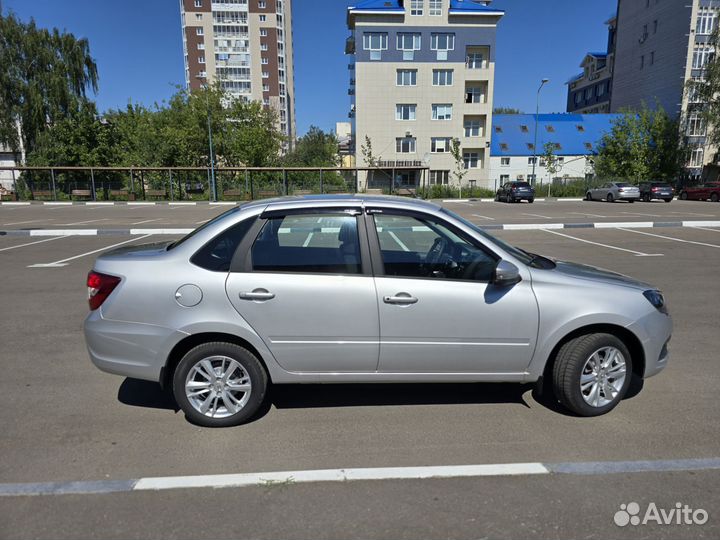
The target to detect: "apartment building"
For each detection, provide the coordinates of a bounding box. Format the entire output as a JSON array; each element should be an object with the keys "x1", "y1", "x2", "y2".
[
  {"x1": 179, "y1": 0, "x2": 296, "y2": 145},
  {"x1": 347, "y1": 0, "x2": 504, "y2": 189},
  {"x1": 489, "y1": 114, "x2": 621, "y2": 188}
]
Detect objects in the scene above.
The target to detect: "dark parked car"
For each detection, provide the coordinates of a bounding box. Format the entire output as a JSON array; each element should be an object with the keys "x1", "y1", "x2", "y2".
[
  {"x1": 678, "y1": 183, "x2": 720, "y2": 202},
  {"x1": 638, "y1": 182, "x2": 674, "y2": 202},
  {"x1": 496, "y1": 181, "x2": 535, "y2": 203}
]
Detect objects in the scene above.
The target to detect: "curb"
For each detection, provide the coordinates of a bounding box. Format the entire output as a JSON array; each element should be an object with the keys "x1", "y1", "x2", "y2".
[{"x1": 2, "y1": 221, "x2": 718, "y2": 237}]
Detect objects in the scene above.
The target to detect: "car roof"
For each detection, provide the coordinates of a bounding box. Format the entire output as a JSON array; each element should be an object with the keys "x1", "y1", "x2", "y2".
[{"x1": 242, "y1": 194, "x2": 442, "y2": 213}]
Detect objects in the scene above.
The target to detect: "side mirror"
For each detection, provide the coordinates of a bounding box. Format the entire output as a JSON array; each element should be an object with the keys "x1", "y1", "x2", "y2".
[{"x1": 493, "y1": 260, "x2": 522, "y2": 287}]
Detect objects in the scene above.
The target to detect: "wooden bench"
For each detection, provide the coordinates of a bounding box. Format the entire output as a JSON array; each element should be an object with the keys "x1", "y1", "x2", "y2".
[
  {"x1": 395, "y1": 187, "x2": 417, "y2": 197},
  {"x1": 255, "y1": 190, "x2": 278, "y2": 199},
  {"x1": 222, "y1": 188, "x2": 250, "y2": 200},
  {"x1": 71, "y1": 189, "x2": 92, "y2": 200},
  {"x1": 293, "y1": 189, "x2": 313, "y2": 196},
  {"x1": 109, "y1": 189, "x2": 130, "y2": 198},
  {"x1": 31, "y1": 190, "x2": 53, "y2": 199},
  {"x1": 145, "y1": 189, "x2": 166, "y2": 199},
  {"x1": 366, "y1": 188, "x2": 383, "y2": 195}
]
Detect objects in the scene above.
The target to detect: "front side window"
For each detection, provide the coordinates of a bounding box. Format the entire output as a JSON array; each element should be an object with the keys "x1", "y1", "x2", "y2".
[
  {"x1": 251, "y1": 214, "x2": 361, "y2": 274},
  {"x1": 396, "y1": 104, "x2": 417, "y2": 120},
  {"x1": 397, "y1": 69, "x2": 417, "y2": 86},
  {"x1": 373, "y1": 213, "x2": 498, "y2": 281},
  {"x1": 396, "y1": 137, "x2": 416, "y2": 153},
  {"x1": 432, "y1": 69, "x2": 453, "y2": 86},
  {"x1": 431, "y1": 103, "x2": 452, "y2": 120}
]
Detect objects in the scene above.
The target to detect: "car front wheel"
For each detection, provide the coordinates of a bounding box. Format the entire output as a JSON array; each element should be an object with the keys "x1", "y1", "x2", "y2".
[
  {"x1": 585, "y1": 192, "x2": 593, "y2": 201},
  {"x1": 680, "y1": 192, "x2": 688, "y2": 200},
  {"x1": 173, "y1": 342, "x2": 268, "y2": 427},
  {"x1": 551, "y1": 333, "x2": 632, "y2": 416},
  {"x1": 606, "y1": 193, "x2": 614, "y2": 203}
]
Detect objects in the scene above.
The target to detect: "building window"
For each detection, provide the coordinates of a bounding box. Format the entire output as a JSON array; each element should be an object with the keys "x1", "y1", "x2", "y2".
[
  {"x1": 198, "y1": 55, "x2": 205, "y2": 64},
  {"x1": 397, "y1": 33, "x2": 421, "y2": 60},
  {"x1": 577, "y1": 124, "x2": 586, "y2": 132},
  {"x1": 258, "y1": 0, "x2": 266, "y2": 7},
  {"x1": 432, "y1": 69, "x2": 453, "y2": 86},
  {"x1": 196, "y1": 27, "x2": 204, "y2": 36},
  {"x1": 528, "y1": 157, "x2": 537, "y2": 165},
  {"x1": 653, "y1": 19, "x2": 658, "y2": 34},
  {"x1": 263, "y1": 84, "x2": 270, "y2": 91},
  {"x1": 501, "y1": 157, "x2": 510, "y2": 167},
  {"x1": 197, "y1": 43, "x2": 205, "y2": 50},
  {"x1": 396, "y1": 69, "x2": 417, "y2": 86},
  {"x1": 545, "y1": 125, "x2": 555, "y2": 133},
  {"x1": 431, "y1": 137, "x2": 451, "y2": 153},
  {"x1": 262, "y1": 71, "x2": 269, "y2": 78},
  {"x1": 693, "y1": 45, "x2": 714, "y2": 70},
  {"x1": 527, "y1": 144, "x2": 535, "y2": 152},
  {"x1": 261, "y1": 57, "x2": 268, "y2": 64},
  {"x1": 465, "y1": 86, "x2": 484, "y2": 103},
  {"x1": 396, "y1": 137, "x2": 416, "y2": 153},
  {"x1": 429, "y1": 0, "x2": 442, "y2": 16},
  {"x1": 520, "y1": 125, "x2": 529, "y2": 133},
  {"x1": 650, "y1": 51, "x2": 655, "y2": 65},
  {"x1": 500, "y1": 174, "x2": 510, "y2": 182},
  {"x1": 640, "y1": 55, "x2": 645, "y2": 69},
  {"x1": 431, "y1": 104, "x2": 452, "y2": 120},
  {"x1": 410, "y1": 0, "x2": 423, "y2": 16},
  {"x1": 431, "y1": 33, "x2": 454, "y2": 60},
  {"x1": 396, "y1": 104, "x2": 417, "y2": 121},
  {"x1": 196, "y1": 13, "x2": 203, "y2": 20},
  {"x1": 463, "y1": 152, "x2": 480, "y2": 169},
  {"x1": 688, "y1": 76, "x2": 705, "y2": 103},
  {"x1": 261, "y1": 43, "x2": 268, "y2": 51},
  {"x1": 198, "y1": 70, "x2": 207, "y2": 78},
  {"x1": 466, "y1": 52, "x2": 484, "y2": 69},
  {"x1": 464, "y1": 119, "x2": 482, "y2": 137},
  {"x1": 494, "y1": 126, "x2": 502, "y2": 133},
  {"x1": 194, "y1": 0, "x2": 202, "y2": 6},
  {"x1": 429, "y1": 170, "x2": 449, "y2": 185},
  {"x1": 500, "y1": 143, "x2": 509, "y2": 151},
  {"x1": 697, "y1": 6, "x2": 717, "y2": 35},
  {"x1": 690, "y1": 147, "x2": 704, "y2": 167},
  {"x1": 574, "y1": 92, "x2": 582, "y2": 104},
  {"x1": 584, "y1": 87, "x2": 593, "y2": 100},
  {"x1": 363, "y1": 32, "x2": 388, "y2": 60},
  {"x1": 259, "y1": 14, "x2": 266, "y2": 21},
  {"x1": 687, "y1": 112, "x2": 707, "y2": 136},
  {"x1": 260, "y1": 28, "x2": 268, "y2": 36}
]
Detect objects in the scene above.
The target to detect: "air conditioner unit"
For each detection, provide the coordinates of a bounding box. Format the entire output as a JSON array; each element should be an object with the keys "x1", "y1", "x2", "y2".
[{"x1": 405, "y1": 130, "x2": 412, "y2": 137}]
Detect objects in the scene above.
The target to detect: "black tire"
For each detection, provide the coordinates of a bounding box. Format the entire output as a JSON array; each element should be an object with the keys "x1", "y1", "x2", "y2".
[
  {"x1": 606, "y1": 193, "x2": 614, "y2": 203},
  {"x1": 528, "y1": 197, "x2": 534, "y2": 204},
  {"x1": 711, "y1": 193, "x2": 719, "y2": 203},
  {"x1": 172, "y1": 342, "x2": 268, "y2": 427},
  {"x1": 643, "y1": 194, "x2": 651, "y2": 202},
  {"x1": 552, "y1": 333, "x2": 633, "y2": 417},
  {"x1": 680, "y1": 191, "x2": 688, "y2": 200},
  {"x1": 663, "y1": 198, "x2": 672, "y2": 203},
  {"x1": 628, "y1": 199, "x2": 634, "y2": 203},
  {"x1": 585, "y1": 192, "x2": 593, "y2": 201}
]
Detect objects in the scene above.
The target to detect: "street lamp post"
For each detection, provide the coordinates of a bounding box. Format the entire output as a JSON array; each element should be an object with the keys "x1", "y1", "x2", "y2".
[
  {"x1": 532, "y1": 78, "x2": 549, "y2": 184},
  {"x1": 196, "y1": 77, "x2": 217, "y2": 202}
]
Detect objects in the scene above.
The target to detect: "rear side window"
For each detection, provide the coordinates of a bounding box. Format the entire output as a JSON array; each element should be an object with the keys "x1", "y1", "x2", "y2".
[
  {"x1": 191, "y1": 217, "x2": 256, "y2": 272},
  {"x1": 251, "y1": 214, "x2": 362, "y2": 274}
]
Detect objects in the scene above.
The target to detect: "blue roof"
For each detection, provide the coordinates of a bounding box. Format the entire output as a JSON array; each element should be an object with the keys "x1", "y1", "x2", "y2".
[
  {"x1": 348, "y1": 0, "x2": 404, "y2": 11},
  {"x1": 491, "y1": 114, "x2": 622, "y2": 157},
  {"x1": 348, "y1": 0, "x2": 503, "y2": 14},
  {"x1": 449, "y1": 0, "x2": 505, "y2": 13}
]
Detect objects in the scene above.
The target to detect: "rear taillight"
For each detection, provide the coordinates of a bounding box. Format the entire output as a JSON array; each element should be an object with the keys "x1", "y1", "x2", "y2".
[
  {"x1": 652, "y1": 187, "x2": 660, "y2": 191},
  {"x1": 87, "y1": 271, "x2": 121, "y2": 311}
]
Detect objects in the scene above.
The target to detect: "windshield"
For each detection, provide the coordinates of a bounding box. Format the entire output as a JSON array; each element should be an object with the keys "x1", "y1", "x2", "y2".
[
  {"x1": 167, "y1": 206, "x2": 241, "y2": 250},
  {"x1": 441, "y1": 208, "x2": 535, "y2": 265}
]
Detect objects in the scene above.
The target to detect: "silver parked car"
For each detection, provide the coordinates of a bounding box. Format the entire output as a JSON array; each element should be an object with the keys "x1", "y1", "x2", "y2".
[
  {"x1": 84, "y1": 196, "x2": 672, "y2": 426},
  {"x1": 586, "y1": 182, "x2": 641, "y2": 203}
]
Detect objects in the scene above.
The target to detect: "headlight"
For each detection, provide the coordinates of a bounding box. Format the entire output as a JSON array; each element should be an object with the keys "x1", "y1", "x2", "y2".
[{"x1": 643, "y1": 289, "x2": 668, "y2": 314}]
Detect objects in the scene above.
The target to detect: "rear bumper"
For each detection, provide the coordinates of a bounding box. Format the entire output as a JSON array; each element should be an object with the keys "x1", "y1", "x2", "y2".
[
  {"x1": 618, "y1": 193, "x2": 641, "y2": 200},
  {"x1": 84, "y1": 309, "x2": 186, "y2": 382}
]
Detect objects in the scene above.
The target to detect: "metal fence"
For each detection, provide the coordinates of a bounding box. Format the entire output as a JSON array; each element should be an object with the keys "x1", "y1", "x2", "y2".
[{"x1": 0, "y1": 166, "x2": 430, "y2": 202}]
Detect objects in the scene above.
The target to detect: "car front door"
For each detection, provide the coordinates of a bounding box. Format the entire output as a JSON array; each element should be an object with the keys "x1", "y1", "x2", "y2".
[
  {"x1": 225, "y1": 209, "x2": 379, "y2": 373},
  {"x1": 367, "y1": 209, "x2": 539, "y2": 375}
]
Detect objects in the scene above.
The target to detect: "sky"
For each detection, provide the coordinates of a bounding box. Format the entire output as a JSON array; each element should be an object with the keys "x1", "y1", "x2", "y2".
[{"x1": 3, "y1": 0, "x2": 617, "y2": 136}]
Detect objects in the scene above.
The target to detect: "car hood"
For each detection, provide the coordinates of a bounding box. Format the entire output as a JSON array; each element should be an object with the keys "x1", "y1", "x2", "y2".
[{"x1": 550, "y1": 260, "x2": 651, "y2": 290}]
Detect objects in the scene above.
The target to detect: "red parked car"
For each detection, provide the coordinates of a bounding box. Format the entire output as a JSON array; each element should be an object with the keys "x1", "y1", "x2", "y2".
[{"x1": 678, "y1": 183, "x2": 720, "y2": 202}]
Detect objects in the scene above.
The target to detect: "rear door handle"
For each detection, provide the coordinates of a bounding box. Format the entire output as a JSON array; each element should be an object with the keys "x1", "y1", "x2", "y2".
[
  {"x1": 383, "y1": 293, "x2": 418, "y2": 305},
  {"x1": 239, "y1": 289, "x2": 275, "y2": 301}
]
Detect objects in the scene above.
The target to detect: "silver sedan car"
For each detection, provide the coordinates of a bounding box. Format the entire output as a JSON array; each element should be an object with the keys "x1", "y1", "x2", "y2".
[
  {"x1": 586, "y1": 182, "x2": 641, "y2": 203},
  {"x1": 84, "y1": 196, "x2": 671, "y2": 427}
]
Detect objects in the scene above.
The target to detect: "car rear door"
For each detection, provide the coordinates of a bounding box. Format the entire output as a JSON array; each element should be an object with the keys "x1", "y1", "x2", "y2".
[
  {"x1": 225, "y1": 208, "x2": 380, "y2": 373},
  {"x1": 366, "y1": 208, "x2": 539, "y2": 375}
]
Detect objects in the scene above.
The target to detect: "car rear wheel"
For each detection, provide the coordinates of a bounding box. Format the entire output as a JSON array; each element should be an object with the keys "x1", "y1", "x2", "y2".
[
  {"x1": 628, "y1": 199, "x2": 634, "y2": 203},
  {"x1": 711, "y1": 193, "x2": 719, "y2": 203},
  {"x1": 173, "y1": 342, "x2": 268, "y2": 427},
  {"x1": 606, "y1": 193, "x2": 614, "y2": 203},
  {"x1": 664, "y1": 198, "x2": 672, "y2": 203},
  {"x1": 552, "y1": 333, "x2": 632, "y2": 416},
  {"x1": 680, "y1": 191, "x2": 688, "y2": 200},
  {"x1": 528, "y1": 197, "x2": 534, "y2": 204}
]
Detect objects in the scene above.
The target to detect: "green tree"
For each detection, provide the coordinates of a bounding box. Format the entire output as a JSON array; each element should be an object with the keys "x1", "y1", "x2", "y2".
[
  {"x1": 542, "y1": 142, "x2": 561, "y2": 180},
  {"x1": 493, "y1": 107, "x2": 522, "y2": 114},
  {"x1": 0, "y1": 14, "x2": 99, "y2": 160},
  {"x1": 282, "y1": 126, "x2": 340, "y2": 167},
  {"x1": 594, "y1": 104, "x2": 687, "y2": 182},
  {"x1": 450, "y1": 138, "x2": 468, "y2": 188}
]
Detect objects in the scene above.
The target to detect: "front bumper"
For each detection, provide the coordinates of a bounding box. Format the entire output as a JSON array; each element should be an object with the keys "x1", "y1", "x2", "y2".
[
  {"x1": 84, "y1": 309, "x2": 186, "y2": 382},
  {"x1": 627, "y1": 309, "x2": 672, "y2": 379}
]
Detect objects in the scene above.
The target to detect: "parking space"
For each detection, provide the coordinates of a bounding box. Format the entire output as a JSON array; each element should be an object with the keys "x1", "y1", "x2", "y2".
[{"x1": 1, "y1": 205, "x2": 719, "y2": 538}]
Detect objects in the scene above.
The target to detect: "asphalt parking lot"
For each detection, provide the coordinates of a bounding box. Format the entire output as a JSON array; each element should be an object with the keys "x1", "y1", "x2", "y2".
[{"x1": 1, "y1": 198, "x2": 719, "y2": 539}]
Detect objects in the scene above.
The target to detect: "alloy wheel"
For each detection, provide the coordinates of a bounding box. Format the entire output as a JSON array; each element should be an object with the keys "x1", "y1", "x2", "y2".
[
  {"x1": 184, "y1": 355, "x2": 252, "y2": 418},
  {"x1": 579, "y1": 346, "x2": 627, "y2": 408}
]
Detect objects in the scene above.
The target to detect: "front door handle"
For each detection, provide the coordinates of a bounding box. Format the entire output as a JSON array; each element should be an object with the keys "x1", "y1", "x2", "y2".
[
  {"x1": 383, "y1": 293, "x2": 418, "y2": 305},
  {"x1": 239, "y1": 289, "x2": 275, "y2": 301}
]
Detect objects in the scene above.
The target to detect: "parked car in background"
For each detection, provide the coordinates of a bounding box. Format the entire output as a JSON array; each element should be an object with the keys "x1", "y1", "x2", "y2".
[
  {"x1": 586, "y1": 182, "x2": 641, "y2": 203},
  {"x1": 496, "y1": 181, "x2": 535, "y2": 203},
  {"x1": 84, "y1": 195, "x2": 671, "y2": 427},
  {"x1": 678, "y1": 182, "x2": 720, "y2": 202},
  {"x1": 638, "y1": 182, "x2": 674, "y2": 203}
]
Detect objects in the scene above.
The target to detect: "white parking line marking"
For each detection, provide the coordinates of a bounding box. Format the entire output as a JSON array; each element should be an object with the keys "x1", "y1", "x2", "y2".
[
  {"x1": 388, "y1": 231, "x2": 410, "y2": 252},
  {"x1": 569, "y1": 212, "x2": 607, "y2": 218},
  {"x1": 0, "y1": 236, "x2": 65, "y2": 252},
  {"x1": 521, "y1": 213, "x2": 553, "y2": 219},
  {"x1": 302, "y1": 232, "x2": 314, "y2": 247},
  {"x1": 471, "y1": 214, "x2": 496, "y2": 221},
  {"x1": 195, "y1": 219, "x2": 210, "y2": 225},
  {"x1": 2, "y1": 219, "x2": 47, "y2": 226},
  {"x1": 618, "y1": 228, "x2": 720, "y2": 249},
  {"x1": 59, "y1": 218, "x2": 109, "y2": 226},
  {"x1": 671, "y1": 211, "x2": 716, "y2": 217},
  {"x1": 618, "y1": 211, "x2": 661, "y2": 217},
  {"x1": 689, "y1": 226, "x2": 720, "y2": 233},
  {"x1": 504, "y1": 223, "x2": 564, "y2": 230},
  {"x1": 540, "y1": 229, "x2": 663, "y2": 257},
  {"x1": 28, "y1": 235, "x2": 153, "y2": 268},
  {"x1": 131, "y1": 218, "x2": 162, "y2": 225}
]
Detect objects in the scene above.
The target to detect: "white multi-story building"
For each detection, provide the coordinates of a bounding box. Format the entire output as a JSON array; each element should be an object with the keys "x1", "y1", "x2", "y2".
[
  {"x1": 347, "y1": 0, "x2": 504, "y2": 189},
  {"x1": 179, "y1": 0, "x2": 296, "y2": 145}
]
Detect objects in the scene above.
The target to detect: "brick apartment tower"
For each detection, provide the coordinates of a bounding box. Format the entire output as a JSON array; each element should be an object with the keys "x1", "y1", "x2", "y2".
[{"x1": 180, "y1": 0, "x2": 296, "y2": 148}]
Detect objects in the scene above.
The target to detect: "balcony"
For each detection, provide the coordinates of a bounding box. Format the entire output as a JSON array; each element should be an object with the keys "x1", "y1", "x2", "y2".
[
  {"x1": 349, "y1": 78, "x2": 356, "y2": 86},
  {"x1": 348, "y1": 88, "x2": 355, "y2": 96},
  {"x1": 345, "y1": 36, "x2": 355, "y2": 55},
  {"x1": 348, "y1": 63, "x2": 355, "y2": 70}
]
